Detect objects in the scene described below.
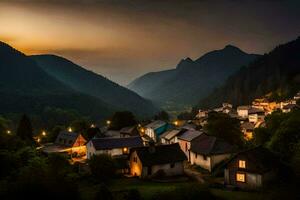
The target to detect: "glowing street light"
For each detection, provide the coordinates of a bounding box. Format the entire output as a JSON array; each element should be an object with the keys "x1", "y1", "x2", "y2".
[
  {"x1": 68, "y1": 127, "x2": 73, "y2": 132},
  {"x1": 90, "y1": 124, "x2": 95, "y2": 128},
  {"x1": 6, "y1": 130, "x2": 11, "y2": 135},
  {"x1": 106, "y1": 120, "x2": 111, "y2": 126},
  {"x1": 174, "y1": 121, "x2": 179, "y2": 126}
]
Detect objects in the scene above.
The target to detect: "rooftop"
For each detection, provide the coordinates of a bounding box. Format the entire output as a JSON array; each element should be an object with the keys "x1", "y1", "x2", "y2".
[
  {"x1": 91, "y1": 136, "x2": 143, "y2": 150},
  {"x1": 190, "y1": 134, "x2": 235, "y2": 155},
  {"x1": 177, "y1": 130, "x2": 202, "y2": 142},
  {"x1": 160, "y1": 129, "x2": 181, "y2": 140},
  {"x1": 145, "y1": 120, "x2": 167, "y2": 130},
  {"x1": 132, "y1": 143, "x2": 187, "y2": 166}
]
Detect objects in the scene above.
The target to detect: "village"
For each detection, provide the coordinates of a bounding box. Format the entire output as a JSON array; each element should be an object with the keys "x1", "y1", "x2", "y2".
[{"x1": 31, "y1": 91, "x2": 300, "y2": 199}]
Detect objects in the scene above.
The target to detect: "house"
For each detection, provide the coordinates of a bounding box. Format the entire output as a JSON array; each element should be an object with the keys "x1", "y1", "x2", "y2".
[
  {"x1": 282, "y1": 103, "x2": 299, "y2": 113},
  {"x1": 240, "y1": 122, "x2": 255, "y2": 140},
  {"x1": 160, "y1": 129, "x2": 182, "y2": 144},
  {"x1": 294, "y1": 91, "x2": 300, "y2": 100},
  {"x1": 195, "y1": 109, "x2": 209, "y2": 119},
  {"x1": 129, "y1": 143, "x2": 187, "y2": 178},
  {"x1": 237, "y1": 106, "x2": 251, "y2": 118},
  {"x1": 189, "y1": 134, "x2": 234, "y2": 172},
  {"x1": 86, "y1": 136, "x2": 144, "y2": 159},
  {"x1": 144, "y1": 120, "x2": 169, "y2": 142},
  {"x1": 42, "y1": 131, "x2": 87, "y2": 156},
  {"x1": 248, "y1": 107, "x2": 265, "y2": 124},
  {"x1": 224, "y1": 147, "x2": 280, "y2": 190},
  {"x1": 120, "y1": 126, "x2": 139, "y2": 137},
  {"x1": 177, "y1": 130, "x2": 202, "y2": 161}
]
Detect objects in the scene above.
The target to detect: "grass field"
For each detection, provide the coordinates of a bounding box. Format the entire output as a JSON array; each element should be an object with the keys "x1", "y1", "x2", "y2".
[{"x1": 79, "y1": 177, "x2": 299, "y2": 200}]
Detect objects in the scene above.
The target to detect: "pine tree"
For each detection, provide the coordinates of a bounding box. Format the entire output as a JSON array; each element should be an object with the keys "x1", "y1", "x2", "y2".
[{"x1": 16, "y1": 114, "x2": 33, "y2": 140}]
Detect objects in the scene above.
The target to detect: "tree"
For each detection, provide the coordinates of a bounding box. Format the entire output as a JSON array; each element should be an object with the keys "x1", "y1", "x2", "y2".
[
  {"x1": 154, "y1": 111, "x2": 169, "y2": 121},
  {"x1": 253, "y1": 127, "x2": 271, "y2": 146},
  {"x1": 109, "y1": 111, "x2": 136, "y2": 130},
  {"x1": 16, "y1": 114, "x2": 33, "y2": 141},
  {"x1": 85, "y1": 127, "x2": 104, "y2": 140},
  {"x1": 204, "y1": 112, "x2": 243, "y2": 146},
  {"x1": 70, "y1": 119, "x2": 89, "y2": 133},
  {"x1": 88, "y1": 154, "x2": 116, "y2": 182}
]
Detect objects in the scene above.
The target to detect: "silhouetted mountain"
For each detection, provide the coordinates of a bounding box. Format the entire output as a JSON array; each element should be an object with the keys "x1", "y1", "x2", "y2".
[
  {"x1": 196, "y1": 37, "x2": 300, "y2": 109},
  {"x1": 31, "y1": 55, "x2": 159, "y2": 117},
  {"x1": 128, "y1": 45, "x2": 259, "y2": 111},
  {"x1": 0, "y1": 41, "x2": 115, "y2": 119}
]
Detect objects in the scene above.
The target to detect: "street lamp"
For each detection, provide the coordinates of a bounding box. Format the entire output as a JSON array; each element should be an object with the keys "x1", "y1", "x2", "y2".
[
  {"x1": 42, "y1": 131, "x2": 46, "y2": 136},
  {"x1": 6, "y1": 130, "x2": 11, "y2": 135},
  {"x1": 68, "y1": 127, "x2": 73, "y2": 132},
  {"x1": 106, "y1": 120, "x2": 111, "y2": 126}
]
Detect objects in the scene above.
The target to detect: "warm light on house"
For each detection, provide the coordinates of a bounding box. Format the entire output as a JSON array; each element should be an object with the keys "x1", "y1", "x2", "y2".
[
  {"x1": 174, "y1": 121, "x2": 179, "y2": 126},
  {"x1": 236, "y1": 173, "x2": 245, "y2": 182},
  {"x1": 42, "y1": 131, "x2": 46, "y2": 136},
  {"x1": 123, "y1": 147, "x2": 128, "y2": 154},
  {"x1": 90, "y1": 124, "x2": 95, "y2": 128},
  {"x1": 239, "y1": 160, "x2": 246, "y2": 168},
  {"x1": 140, "y1": 128, "x2": 145, "y2": 133},
  {"x1": 244, "y1": 132, "x2": 253, "y2": 141},
  {"x1": 37, "y1": 137, "x2": 41, "y2": 143}
]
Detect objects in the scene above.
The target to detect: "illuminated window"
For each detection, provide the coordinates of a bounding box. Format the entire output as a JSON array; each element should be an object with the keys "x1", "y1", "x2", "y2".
[
  {"x1": 236, "y1": 173, "x2": 245, "y2": 182},
  {"x1": 239, "y1": 160, "x2": 246, "y2": 168}
]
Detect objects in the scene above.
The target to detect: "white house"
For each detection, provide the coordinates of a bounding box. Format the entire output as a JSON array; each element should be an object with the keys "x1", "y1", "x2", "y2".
[
  {"x1": 86, "y1": 136, "x2": 143, "y2": 159},
  {"x1": 189, "y1": 134, "x2": 234, "y2": 172},
  {"x1": 160, "y1": 129, "x2": 182, "y2": 144},
  {"x1": 144, "y1": 120, "x2": 168, "y2": 142},
  {"x1": 248, "y1": 107, "x2": 265, "y2": 124},
  {"x1": 237, "y1": 106, "x2": 251, "y2": 118},
  {"x1": 177, "y1": 130, "x2": 202, "y2": 161}
]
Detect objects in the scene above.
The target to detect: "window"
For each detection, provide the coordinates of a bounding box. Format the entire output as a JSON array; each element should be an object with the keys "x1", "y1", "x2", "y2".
[
  {"x1": 203, "y1": 155, "x2": 207, "y2": 160},
  {"x1": 239, "y1": 160, "x2": 246, "y2": 168},
  {"x1": 195, "y1": 153, "x2": 197, "y2": 158},
  {"x1": 185, "y1": 143, "x2": 188, "y2": 151},
  {"x1": 170, "y1": 163, "x2": 175, "y2": 168},
  {"x1": 236, "y1": 173, "x2": 245, "y2": 182},
  {"x1": 133, "y1": 157, "x2": 137, "y2": 163}
]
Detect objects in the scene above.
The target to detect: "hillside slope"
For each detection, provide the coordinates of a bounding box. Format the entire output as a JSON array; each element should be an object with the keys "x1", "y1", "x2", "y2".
[
  {"x1": 32, "y1": 55, "x2": 159, "y2": 117},
  {"x1": 196, "y1": 37, "x2": 300, "y2": 109},
  {"x1": 128, "y1": 45, "x2": 259, "y2": 110},
  {"x1": 0, "y1": 41, "x2": 115, "y2": 119}
]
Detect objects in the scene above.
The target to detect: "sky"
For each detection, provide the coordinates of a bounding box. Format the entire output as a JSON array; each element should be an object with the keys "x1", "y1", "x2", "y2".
[{"x1": 0, "y1": 0, "x2": 299, "y2": 85}]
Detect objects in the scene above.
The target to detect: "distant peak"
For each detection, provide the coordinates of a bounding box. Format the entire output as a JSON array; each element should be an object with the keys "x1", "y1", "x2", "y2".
[
  {"x1": 176, "y1": 57, "x2": 194, "y2": 69},
  {"x1": 224, "y1": 44, "x2": 240, "y2": 50}
]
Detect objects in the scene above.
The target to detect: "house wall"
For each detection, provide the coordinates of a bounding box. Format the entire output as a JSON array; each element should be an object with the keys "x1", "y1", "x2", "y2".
[
  {"x1": 224, "y1": 155, "x2": 275, "y2": 189},
  {"x1": 237, "y1": 109, "x2": 249, "y2": 118},
  {"x1": 86, "y1": 141, "x2": 127, "y2": 159},
  {"x1": 129, "y1": 151, "x2": 143, "y2": 177},
  {"x1": 150, "y1": 162, "x2": 183, "y2": 177},
  {"x1": 145, "y1": 128, "x2": 155, "y2": 141},
  {"x1": 178, "y1": 139, "x2": 190, "y2": 160},
  {"x1": 190, "y1": 152, "x2": 231, "y2": 172}
]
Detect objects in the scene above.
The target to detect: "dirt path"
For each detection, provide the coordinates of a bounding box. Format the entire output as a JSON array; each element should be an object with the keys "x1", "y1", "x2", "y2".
[{"x1": 183, "y1": 163, "x2": 205, "y2": 183}]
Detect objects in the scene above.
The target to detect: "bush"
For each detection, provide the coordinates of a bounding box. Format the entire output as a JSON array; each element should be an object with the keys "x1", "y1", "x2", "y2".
[
  {"x1": 94, "y1": 185, "x2": 113, "y2": 200},
  {"x1": 88, "y1": 154, "x2": 117, "y2": 182},
  {"x1": 152, "y1": 169, "x2": 166, "y2": 179}
]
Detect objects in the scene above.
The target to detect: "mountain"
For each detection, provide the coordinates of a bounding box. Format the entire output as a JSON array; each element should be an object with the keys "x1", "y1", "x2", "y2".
[
  {"x1": 31, "y1": 55, "x2": 158, "y2": 117},
  {"x1": 128, "y1": 45, "x2": 259, "y2": 111},
  {"x1": 0, "y1": 41, "x2": 115, "y2": 119},
  {"x1": 196, "y1": 37, "x2": 300, "y2": 109}
]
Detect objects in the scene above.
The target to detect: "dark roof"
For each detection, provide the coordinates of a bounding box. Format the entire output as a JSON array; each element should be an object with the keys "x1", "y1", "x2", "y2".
[
  {"x1": 91, "y1": 136, "x2": 143, "y2": 150},
  {"x1": 248, "y1": 107, "x2": 265, "y2": 114},
  {"x1": 177, "y1": 130, "x2": 202, "y2": 142},
  {"x1": 283, "y1": 104, "x2": 299, "y2": 110},
  {"x1": 145, "y1": 120, "x2": 167, "y2": 130},
  {"x1": 120, "y1": 126, "x2": 138, "y2": 135},
  {"x1": 190, "y1": 134, "x2": 235, "y2": 155},
  {"x1": 241, "y1": 122, "x2": 255, "y2": 130},
  {"x1": 55, "y1": 131, "x2": 80, "y2": 147},
  {"x1": 226, "y1": 146, "x2": 280, "y2": 173},
  {"x1": 133, "y1": 143, "x2": 187, "y2": 166}
]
